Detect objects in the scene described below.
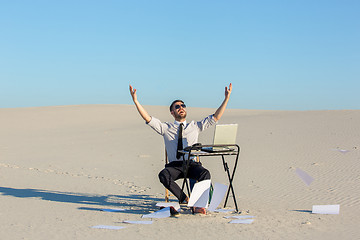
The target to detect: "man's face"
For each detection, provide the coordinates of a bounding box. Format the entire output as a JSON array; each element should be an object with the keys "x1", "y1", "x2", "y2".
[{"x1": 171, "y1": 102, "x2": 187, "y2": 120}]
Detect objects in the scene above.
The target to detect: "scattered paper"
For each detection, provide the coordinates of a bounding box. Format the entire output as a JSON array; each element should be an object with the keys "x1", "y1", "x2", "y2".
[
  {"x1": 296, "y1": 168, "x2": 314, "y2": 186},
  {"x1": 214, "y1": 209, "x2": 235, "y2": 213},
  {"x1": 142, "y1": 207, "x2": 171, "y2": 219},
  {"x1": 156, "y1": 202, "x2": 181, "y2": 211},
  {"x1": 208, "y1": 183, "x2": 228, "y2": 212},
  {"x1": 187, "y1": 180, "x2": 211, "y2": 208},
  {"x1": 312, "y1": 205, "x2": 340, "y2": 214},
  {"x1": 224, "y1": 215, "x2": 255, "y2": 219},
  {"x1": 229, "y1": 219, "x2": 255, "y2": 224},
  {"x1": 92, "y1": 225, "x2": 125, "y2": 230},
  {"x1": 332, "y1": 149, "x2": 350, "y2": 154},
  {"x1": 123, "y1": 220, "x2": 153, "y2": 224},
  {"x1": 101, "y1": 208, "x2": 126, "y2": 212},
  {"x1": 338, "y1": 149, "x2": 350, "y2": 153},
  {"x1": 226, "y1": 215, "x2": 256, "y2": 223}
]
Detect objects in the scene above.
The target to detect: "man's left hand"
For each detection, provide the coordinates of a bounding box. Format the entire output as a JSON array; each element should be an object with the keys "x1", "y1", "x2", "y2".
[{"x1": 225, "y1": 83, "x2": 232, "y2": 99}]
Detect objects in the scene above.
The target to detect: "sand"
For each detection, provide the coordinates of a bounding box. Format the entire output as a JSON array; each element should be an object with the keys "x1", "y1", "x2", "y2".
[{"x1": 0, "y1": 104, "x2": 359, "y2": 239}]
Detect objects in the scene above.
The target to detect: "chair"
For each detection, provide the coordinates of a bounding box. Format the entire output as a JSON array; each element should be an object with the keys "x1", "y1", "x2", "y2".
[{"x1": 164, "y1": 149, "x2": 199, "y2": 202}]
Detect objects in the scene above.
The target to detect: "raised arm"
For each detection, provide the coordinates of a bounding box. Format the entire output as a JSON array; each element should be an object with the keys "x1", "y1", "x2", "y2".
[
  {"x1": 213, "y1": 83, "x2": 232, "y2": 121},
  {"x1": 129, "y1": 85, "x2": 152, "y2": 123}
]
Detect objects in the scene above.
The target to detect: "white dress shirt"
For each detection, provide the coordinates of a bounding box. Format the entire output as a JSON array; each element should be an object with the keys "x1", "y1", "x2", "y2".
[{"x1": 147, "y1": 115, "x2": 217, "y2": 163}]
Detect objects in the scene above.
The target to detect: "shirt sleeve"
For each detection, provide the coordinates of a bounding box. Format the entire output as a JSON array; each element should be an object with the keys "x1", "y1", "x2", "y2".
[
  {"x1": 196, "y1": 114, "x2": 217, "y2": 131},
  {"x1": 146, "y1": 116, "x2": 167, "y2": 135}
]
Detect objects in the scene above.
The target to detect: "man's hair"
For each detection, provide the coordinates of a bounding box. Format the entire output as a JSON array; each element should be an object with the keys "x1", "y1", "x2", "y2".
[{"x1": 170, "y1": 100, "x2": 184, "y2": 112}]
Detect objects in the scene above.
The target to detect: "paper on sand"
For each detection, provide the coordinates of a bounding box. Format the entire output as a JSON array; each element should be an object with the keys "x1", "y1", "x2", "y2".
[
  {"x1": 214, "y1": 208, "x2": 235, "y2": 213},
  {"x1": 187, "y1": 180, "x2": 211, "y2": 208},
  {"x1": 224, "y1": 215, "x2": 255, "y2": 219},
  {"x1": 123, "y1": 220, "x2": 153, "y2": 224},
  {"x1": 332, "y1": 149, "x2": 350, "y2": 154},
  {"x1": 141, "y1": 207, "x2": 171, "y2": 218},
  {"x1": 92, "y1": 225, "x2": 125, "y2": 230},
  {"x1": 295, "y1": 168, "x2": 314, "y2": 186},
  {"x1": 226, "y1": 215, "x2": 255, "y2": 223},
  {"x1": 156, "y1": 202, "x2": 181, "y2": 211},
  {"x1": 208, "y1": 182, "x2": 228, "y2": 212},
  {"x1": 229, "y1": 219, "x2": 255, "y2": 224},
  {"x1": 312, "y1": 205, "x2": 340, "y2": 214}
]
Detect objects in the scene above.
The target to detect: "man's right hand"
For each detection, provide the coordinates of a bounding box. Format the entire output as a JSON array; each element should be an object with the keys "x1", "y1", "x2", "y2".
[{"x1": 129, "y1": 84, "x2": 151, "y2": 123}]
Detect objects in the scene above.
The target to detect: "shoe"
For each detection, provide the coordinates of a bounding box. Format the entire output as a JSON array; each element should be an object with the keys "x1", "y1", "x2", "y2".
[
  {"x1": 191, "y1": 207, "x2": 206, "y2": 215},
  {"x1": 170, "y1": 206, "x2": 180, "y2": 217}
]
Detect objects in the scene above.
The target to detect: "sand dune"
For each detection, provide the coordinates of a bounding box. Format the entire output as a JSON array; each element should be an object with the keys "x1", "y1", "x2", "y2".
[{"x1": 0, "y1": 105, "x2": 359, "y2": 239}]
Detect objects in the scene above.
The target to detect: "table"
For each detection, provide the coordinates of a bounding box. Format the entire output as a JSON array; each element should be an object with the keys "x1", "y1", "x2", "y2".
[{"x1": 178, "y1": 144, "x2": 240, "y2": 212}]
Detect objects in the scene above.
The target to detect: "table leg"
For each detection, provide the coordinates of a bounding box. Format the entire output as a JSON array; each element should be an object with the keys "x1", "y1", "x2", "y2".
[
  {"x1": 180, "y1": 156, "x2": 191, "y2": 203},
  {"x1": 222, "y1": 155, "x2": 239, "y2": 212}
]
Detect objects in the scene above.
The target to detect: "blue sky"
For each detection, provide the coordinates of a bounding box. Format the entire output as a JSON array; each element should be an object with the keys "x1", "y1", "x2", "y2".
[{"x1": 1, "y1": 0, "x2": 359, "y2": 110}]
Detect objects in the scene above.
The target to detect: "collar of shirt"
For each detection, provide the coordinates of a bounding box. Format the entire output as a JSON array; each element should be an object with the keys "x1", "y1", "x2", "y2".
[{"x1": 174, "y1": 120, "x2": 187, "y2": 126}]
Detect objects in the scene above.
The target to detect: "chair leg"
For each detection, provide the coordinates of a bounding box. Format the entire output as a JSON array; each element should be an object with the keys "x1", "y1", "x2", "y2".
[
  {"x1": 165, "y1": 189, "x2": 169, "y2": 202},
  {"x1": 164, "y1": 149, "x2": 170, "y2": 202}
]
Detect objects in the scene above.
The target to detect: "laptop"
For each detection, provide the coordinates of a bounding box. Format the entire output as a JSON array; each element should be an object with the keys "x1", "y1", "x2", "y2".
[{"x1": 202, "y1": 124, "x2": 238, "y2": 152}]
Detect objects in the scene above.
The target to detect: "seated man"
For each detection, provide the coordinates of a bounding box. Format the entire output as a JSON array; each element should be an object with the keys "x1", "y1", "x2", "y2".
[{"x1": 129, "y1": 83, "x2": 232, "y2": 214}]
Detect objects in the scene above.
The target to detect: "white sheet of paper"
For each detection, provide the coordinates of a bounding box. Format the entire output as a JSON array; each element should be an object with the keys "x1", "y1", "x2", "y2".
[
  {"x1": 208, "y1": 182, "x2": 228, "y2": 212},
  {"x1": 194, "y1": 188, "x2": 210, "y2": 208},
  {"x1": 296, "y1": 168, "x2": 314, "y2": 186},
  {"x1": 312, "y1": 205, "x2": 340, "y2": 214},
  {"x1": 339, "y1": 149, "x2": 350, "y2": 153},
  {"x1": 224, "y1": 215, "x2": 255, "y2": 219},
  {"x1": 141, "y1": 207, "x2": 171, "y2": 218},
  {"x1": 101, "y1": 208, "x2": 126, "y2": 212},
  {"x1": 123, "y1": 220, "x2": 153, "y2": 224},
  {"x1": 156, "y1": 202, "x2": 181, "y2": 211},
  {"x1": 214, "y1": 208, "x2": 235, "y2": 213},
  {"x1": 229, "y1": 219, "x2": 254, "y2": 224},
  {"x1": 333, "y1": 149, "x2": 350, "y2": 154},
  {"x1": 187, "y1": 180, "x2": 211, "y2": 208},
  {"x1": 92, "y1": 225, "x2": 125, "y2": 230}
]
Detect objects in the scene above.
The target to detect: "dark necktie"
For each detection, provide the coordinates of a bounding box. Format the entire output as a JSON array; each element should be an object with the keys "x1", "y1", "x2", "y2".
[{"x1": 176, "y1": 123, "x2": 184, "y2": 159}]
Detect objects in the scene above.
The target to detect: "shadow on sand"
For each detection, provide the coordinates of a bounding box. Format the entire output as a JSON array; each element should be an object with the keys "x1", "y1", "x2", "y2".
[{"x1": 0, "y1": 186, "x2": 164, "y2": 215}]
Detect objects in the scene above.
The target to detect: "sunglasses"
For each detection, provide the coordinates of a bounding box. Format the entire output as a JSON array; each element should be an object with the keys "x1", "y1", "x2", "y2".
[{"x1": 174, "y1": 104, "x2": 186, "y2": 110}]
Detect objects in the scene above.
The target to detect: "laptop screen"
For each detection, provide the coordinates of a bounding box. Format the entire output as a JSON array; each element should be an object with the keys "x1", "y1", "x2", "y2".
[{"x1": 213, "y1": 124, "x2": 238, "y2": 146}]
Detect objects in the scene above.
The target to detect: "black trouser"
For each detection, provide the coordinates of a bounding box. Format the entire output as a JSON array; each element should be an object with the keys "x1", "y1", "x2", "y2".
[{"x1": 158, "y1": 160, "x2": 211, "y2": 203}]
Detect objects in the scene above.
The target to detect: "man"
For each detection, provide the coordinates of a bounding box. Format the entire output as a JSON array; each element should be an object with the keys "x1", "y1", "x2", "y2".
[{"x1": 129, "y1": 83, "x2": 232, "y2": 214}]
